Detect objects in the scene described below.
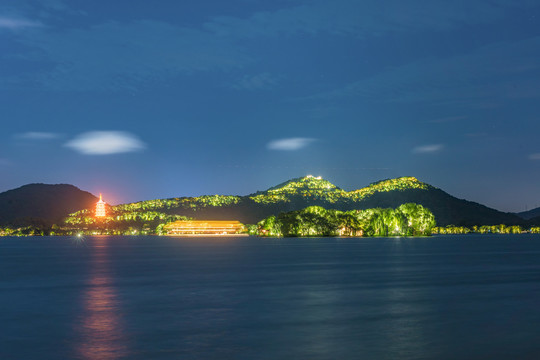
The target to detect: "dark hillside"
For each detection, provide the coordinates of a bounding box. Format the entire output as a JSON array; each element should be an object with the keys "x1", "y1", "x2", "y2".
[
  {"x1": 345, "y1": 188, "x2": 524, "y2": 226},
  {"x1": 0, "y1": 183, "x2": 98, "y2": 226},
  {"x1": 517, "y1": 207, "x2": 540, "y2": 220}
]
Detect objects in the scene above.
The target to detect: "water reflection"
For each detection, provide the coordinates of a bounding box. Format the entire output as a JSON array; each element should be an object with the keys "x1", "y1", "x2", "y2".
[
  {"x1": 377, "y1": 239, "x2": 430, "y2": 358},
  {"x1": 75, "y1": 237, "x2": 128, "y2": 360}
]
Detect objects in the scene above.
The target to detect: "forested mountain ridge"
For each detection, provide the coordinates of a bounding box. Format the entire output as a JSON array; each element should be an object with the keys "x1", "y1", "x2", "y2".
[
  {"x1": 66, "y1": 176, "x2": 523, "y2": 227},
  {"x1": 250, "y1": 176, "x2": 431, "y2": 204}
]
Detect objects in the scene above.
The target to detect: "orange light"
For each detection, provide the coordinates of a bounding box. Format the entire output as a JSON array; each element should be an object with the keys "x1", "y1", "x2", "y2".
[
  {"x1": 96, "y1": 194, "x2": 106, "y2": 217},
  {"x1": 163, "y1": 220, "x2": 245, "y2": 235}
]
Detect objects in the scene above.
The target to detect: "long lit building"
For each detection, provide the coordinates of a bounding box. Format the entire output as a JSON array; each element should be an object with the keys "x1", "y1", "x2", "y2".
[{"x1": 164, "y1": 220, "x2": 246, "y2": 236}]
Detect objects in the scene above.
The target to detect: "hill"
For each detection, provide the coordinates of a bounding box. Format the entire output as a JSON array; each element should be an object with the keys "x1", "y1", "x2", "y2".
[
  {"x1": 249, "y1": 176, "x2": 523, "y2": 226},
  {"x1": 0, "y1": 183, "x2": 98, "y2": 227},
  {"x1": 67, "y1": 176, "x2": 524, "y2": 227},
  {"x1": 517, "y1": 207, "x2": 540, "y2": 221}
]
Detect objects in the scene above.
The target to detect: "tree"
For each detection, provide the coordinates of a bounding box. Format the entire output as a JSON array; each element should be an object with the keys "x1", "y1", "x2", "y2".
[
  {"x1": 398, "y1": 203, "x2": 436, "y2": 235},
  {"x1": 258, "y1": 215, "x2": 282, "y2": 236}
]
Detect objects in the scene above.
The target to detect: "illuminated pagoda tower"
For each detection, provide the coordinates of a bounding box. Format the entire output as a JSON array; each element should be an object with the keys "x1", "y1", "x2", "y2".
[{"x1": 95, "y1": 194, "x2": 106, "y2": 217}]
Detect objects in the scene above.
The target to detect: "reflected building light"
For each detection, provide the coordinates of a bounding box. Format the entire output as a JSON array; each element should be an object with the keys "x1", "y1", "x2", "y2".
[{"x1": 75, "y1": 237, "x2": 129, "y2": 360}]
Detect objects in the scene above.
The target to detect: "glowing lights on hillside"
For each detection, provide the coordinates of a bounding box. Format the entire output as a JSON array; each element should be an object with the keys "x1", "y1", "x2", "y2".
[
  {"x1": 95, "y1": 194, "x2": 106, "y2": 217},
  {"x1": 68, "y1": 177, "x2": 432, "y2": 225}
]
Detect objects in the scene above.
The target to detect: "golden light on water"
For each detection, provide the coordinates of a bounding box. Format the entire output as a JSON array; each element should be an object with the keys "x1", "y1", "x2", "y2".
[{"x1": 75, "y1": 237, "x2": 128, "y2": 360}]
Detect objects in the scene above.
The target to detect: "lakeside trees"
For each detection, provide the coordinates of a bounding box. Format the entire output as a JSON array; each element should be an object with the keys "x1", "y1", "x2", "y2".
[
  {"x1": 433, "y1": 225, "x2": 526, "y2": 234},
  {"x1": 61, "y1": 209, "x2": 190, "y2": 235},
  {"x1": 256, "y1": 203, "x2": 436, "y2": 237}
]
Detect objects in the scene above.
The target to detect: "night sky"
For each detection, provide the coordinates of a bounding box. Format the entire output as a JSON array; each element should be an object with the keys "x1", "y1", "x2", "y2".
[{"x1": 1, "y1": 0, "x2": 540, "y2": 212}]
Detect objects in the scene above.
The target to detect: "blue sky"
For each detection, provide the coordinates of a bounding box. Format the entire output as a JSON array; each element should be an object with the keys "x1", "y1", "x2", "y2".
[{"x1": 1, "y1": 0, "x2": 540, "y2": 212}]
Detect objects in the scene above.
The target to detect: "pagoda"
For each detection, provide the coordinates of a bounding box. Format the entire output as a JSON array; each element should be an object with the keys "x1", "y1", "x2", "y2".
[{"x1": 95, "y1": 194, "x2": 106, "y2": 217}]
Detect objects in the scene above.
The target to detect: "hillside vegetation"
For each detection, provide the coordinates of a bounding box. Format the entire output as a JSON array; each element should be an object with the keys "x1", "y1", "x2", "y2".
[
  {"x1": 65, "y1": 175, "x2": 522, "y2": 226},
  {"x1": 255, "y1": 203, "x2": 435, "y2": 237},
  {"x1": 0, "y1": 175, "x2": 527, "y2": 234}
]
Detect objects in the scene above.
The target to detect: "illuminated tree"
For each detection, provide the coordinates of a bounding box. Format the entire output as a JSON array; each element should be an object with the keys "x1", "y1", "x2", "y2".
[
  {"x1": 257, "y1": 215, "x2": 282, "y2": 236},
  {"x1": 398, "y1": 203, "x2": 436, "y2": 236}
]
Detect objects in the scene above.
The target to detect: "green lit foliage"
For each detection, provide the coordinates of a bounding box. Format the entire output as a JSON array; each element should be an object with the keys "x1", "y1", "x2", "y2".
[
  {"x1": 276, "y1": 206, "x2": 340, "y2": 237},
  {"x1": 432, "y1": 224, "x2": 525, "y2": 234},
  {"x1": 257, "y1": 215, "x2": 282, "y2": 236},
  {"x1": 112, "y1": 195, "x2": 241, "y2": 212},
  {"x1": 251, "y1": 176, "x2": 346, "y2": 204},
  {"x1": 245, "y1": 224, "x2": 258, "y2": 235},
  {"x1": 63, "y1": 207, "x2": 189, "y2": 235},
  {"x1": 99, "y1": 195, "x2": 241, "y2": 214},
  {"x1": 0, "y1": 225, "x2": 51, "y2": 236},
  {"x1": 432, "y1": 226, "x2": 471, "y2": 234},
  {"x1": 336, "y1": 212, "x2": 364, "y2": 237},
  {"x1": 397, "y1": 203, "x2": 436, "y2": 236},
  {"x1": 65, "y1": 209, "x2": 187, "y2": 225},
  {"x1": 347, "y1": 177, "x2": 430, "y2": 202},
  {"x1": 199, "y1": 195, "x2": 240, "y2": 206},
  {"x1": 41, "y1": 175, "x2": 527, "y2": 237},
  {"x1": 256, "y1": 203, "x2": 436, "y2": 237},
  {"x1": 249, "y1": 193, "x2": 290, "y2": 204},
  {"x1": 0, "y1": 227, "x2": 14, "y2": 236},
  {"x1": 250, "y1": 176, "x2": 430, "y2": 204},
  {"x1": 64, "y1": 176, "x2": 433, "y2": 229},
  {"x1": 61, "y1": 193, "x2": 242, "y2": 235},
  {"x1": 476, "y1": 224, "x2": 523, "y2": 234}
]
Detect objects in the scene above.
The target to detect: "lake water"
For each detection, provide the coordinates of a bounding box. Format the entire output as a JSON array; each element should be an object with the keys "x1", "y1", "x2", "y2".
[{"x1": 1, "y1": 235, "x2": 540, "y2": 360}]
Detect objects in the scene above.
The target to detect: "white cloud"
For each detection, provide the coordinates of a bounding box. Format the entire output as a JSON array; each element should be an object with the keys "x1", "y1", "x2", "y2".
[
  {"x1": 529, "y1": 153, "x2": 540, "y2": 160},
  {"x1": 15, "y1": 132, "x2": 60, "y2": 140},
  {"x1": 267, "y1": 137, "x2": 316, "y2": 151},
  {"x1": 65, "y1": 131, "x2": 146, "y2": 155},
  {"x1": 0, "y1": 16, "x2": 41, "y2": 30},
  {"x1": 412, "y1": 144, "x2": 444, "y2": 154}
]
